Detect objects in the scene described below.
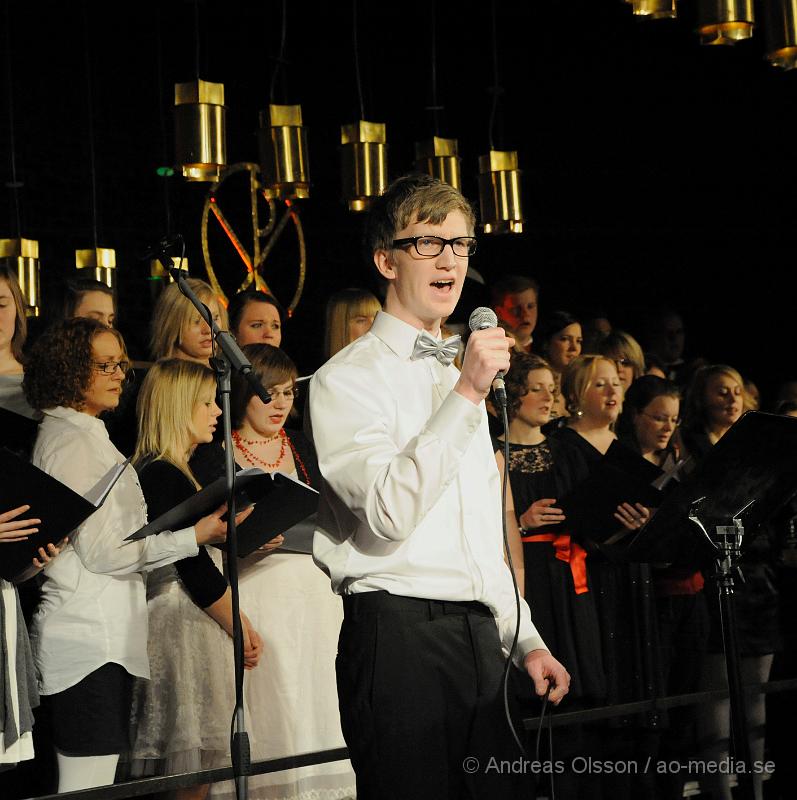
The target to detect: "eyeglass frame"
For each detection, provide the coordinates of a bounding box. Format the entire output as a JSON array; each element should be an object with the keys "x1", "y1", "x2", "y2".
[
  {"x1": 92, "y1": 360, "x2": 130, "y2": 375},
  {"x1": 265, "y1": 386, "x2": 298, "y2": 402},
  {"x1": 391, "y1": 235, "x2": 478, "y2": 258}
]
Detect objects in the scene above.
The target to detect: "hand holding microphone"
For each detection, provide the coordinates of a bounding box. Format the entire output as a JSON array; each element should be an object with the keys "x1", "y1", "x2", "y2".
[{"x1": 453, "y1": 307, "x2": 514, "y2": 406}]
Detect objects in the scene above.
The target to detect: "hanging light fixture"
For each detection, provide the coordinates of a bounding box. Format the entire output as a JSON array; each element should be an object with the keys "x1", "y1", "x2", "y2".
[
  {"x1": 697, "y1": 0, "x2": 754, "y2": 45},
  {"x1": 259, "y1": 3, "x2": 310, "y2": 200},
  {"x1": 174, "y1": 78, "x2": 227, "y2": 182},
  {"x1": 765, "y1": 1, "x2": 797, "y2": 69},
  {"x1": 413, "y1": 2, "x2": 461, "y2": 189},
  {"x1": 625, "y1": 0, "x2": 677, "y2": 18},
  {"x1": 259, "y1": 105, "x2": 310, "y2": 200},
  {"x1": 478, "y1": 151, "x2": 523, "y2": 234},
  {"x1": 341, "y1": 0, "x2": 387, "y2": 211},
  {"x1": 0, "y1": 239, "x2": 41, "y2": 316},
  {"x1": 341, "y1": 121, "x2": 387, "y2": 211},
  {"x1": 172, "y1": 2, "x2": 226, "y2": 182},
  {"x1": 76, "y1": 248, "x2": 116, "y2": 289},
  {"x1": 478, "y1": 1, "x2": 523, "y2": 235},
  {"x1": 415, "y1": 137, "x2": 461, "y2": 190},
  {"x1": 1, "y1": 7, "x2": 41, "y2": 316},
  {"x1": 75, "y1": 8, "x2": 116, "y2": 291}
]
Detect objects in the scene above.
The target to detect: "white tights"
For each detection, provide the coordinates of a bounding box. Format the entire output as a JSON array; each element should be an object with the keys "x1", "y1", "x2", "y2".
[{"x1": 56, "y1": 751, "x2": 119, "y2": 792}]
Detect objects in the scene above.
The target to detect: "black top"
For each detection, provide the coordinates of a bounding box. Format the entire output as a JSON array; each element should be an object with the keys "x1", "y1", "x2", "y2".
[
  {"x1": 190, "y1": 428, "x2": 321, "y2": 491},
  {"x1": 137, "y1": 458, "x2": 228, "y2": 609}
]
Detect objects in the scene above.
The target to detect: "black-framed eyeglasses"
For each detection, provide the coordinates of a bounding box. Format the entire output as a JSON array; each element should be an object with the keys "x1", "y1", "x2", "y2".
[
  {"x1": 92, "y1": 360, "x2": 130, "y2": 374},
  {"x1": 392, "y1": 235, "x2": 477, "y2": 258}
]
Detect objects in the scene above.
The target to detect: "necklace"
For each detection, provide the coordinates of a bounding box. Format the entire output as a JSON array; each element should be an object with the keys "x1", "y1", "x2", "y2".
[
  {"x1": 234, "y1": 429, "x2": 282, "y2": 446},
  {"x1": 232, "y1": 428, "x2": 287, "y2": 469}
]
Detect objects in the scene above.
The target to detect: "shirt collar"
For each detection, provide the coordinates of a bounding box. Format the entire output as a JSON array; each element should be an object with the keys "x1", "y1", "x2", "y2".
[
  {"x1": 370, "y1": 311, "x2": 443, "y2": 361},
  {"x1": 44, "y1": 404, "x2": 109, "y2": 435}
]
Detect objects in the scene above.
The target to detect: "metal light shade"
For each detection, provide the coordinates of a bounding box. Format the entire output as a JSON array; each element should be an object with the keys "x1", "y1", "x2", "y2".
[
  {"x1": 0, "y1": 238, "x2": 41, "y2": 317},
  {"x1": 625, "y1": 0, "x2": 677, "y2": 18},
  {"x1": 150, "y1": 256, "x2": 188, "y2": 283},
  {"x1": 478, "y1": 150, "x2": 523, "y2": 235},
  {"x1": 76, "y1": 247, "x2": 116, "y2": 289},
  {"x1": 340, "y1": 121, "x2": 387, "y2": 212},
  {"x1": 414, "y1": 137, "x2": 461, "y2": 190},
  {"x1": 259, "y1": 104, "x2": 310, "y2": 200},
  {"x1": 174, "y1": 79, "x2": 227, "y2": 182},
  {"x1": 698, "y1": 0, "x2": 754, "y2": 45},
  {"x1": 765, "y1": 1, "x2": 797, "y2": 69}
]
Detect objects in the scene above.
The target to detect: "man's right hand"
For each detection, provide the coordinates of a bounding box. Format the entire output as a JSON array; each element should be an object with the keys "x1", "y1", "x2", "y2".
[{"x1": 454, "y1": 327, "x2": 514, "y2": 405}]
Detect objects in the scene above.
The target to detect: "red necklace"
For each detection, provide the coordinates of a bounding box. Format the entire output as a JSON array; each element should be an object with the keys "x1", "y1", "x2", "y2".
[{"x1": 232, "y1": 428, "x2": 287, "y2": 469}]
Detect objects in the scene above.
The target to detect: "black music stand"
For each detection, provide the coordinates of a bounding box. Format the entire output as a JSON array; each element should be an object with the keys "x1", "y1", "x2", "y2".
[{"x1": 624, "y1": 411, "x2": 797, "y2": 800}]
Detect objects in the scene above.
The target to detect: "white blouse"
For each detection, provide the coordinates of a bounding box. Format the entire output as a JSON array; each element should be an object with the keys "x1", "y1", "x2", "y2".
[{"x1": 29, "y1": 406, "x2": 199, "y2": 695}]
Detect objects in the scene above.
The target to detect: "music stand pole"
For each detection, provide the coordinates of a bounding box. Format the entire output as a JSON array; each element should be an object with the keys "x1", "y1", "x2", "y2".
[{"x1": 690, "y1": 501, "x2": 754, "y2": 800}]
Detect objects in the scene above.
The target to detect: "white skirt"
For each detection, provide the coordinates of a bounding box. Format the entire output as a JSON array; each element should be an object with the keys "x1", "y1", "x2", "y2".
[{"x1": 210, "y1": 552, "x2": 355, "y2": 800}]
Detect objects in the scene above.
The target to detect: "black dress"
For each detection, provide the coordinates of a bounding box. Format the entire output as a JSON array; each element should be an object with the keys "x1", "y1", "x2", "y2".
[
  {"x1": 493, "y1": 435, "x2": 606, "y2": 705},
  {"x1": 551, "y1": 427, "x2": 666, "y2": 727}
]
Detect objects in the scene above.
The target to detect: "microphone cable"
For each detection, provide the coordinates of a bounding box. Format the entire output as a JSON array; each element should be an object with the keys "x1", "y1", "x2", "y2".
[{"x1": 499, "y1": 398, "x2": 557, "y2": 798}]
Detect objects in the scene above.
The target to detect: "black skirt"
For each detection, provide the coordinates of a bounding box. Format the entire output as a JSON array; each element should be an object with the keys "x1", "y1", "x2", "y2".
[{"x1": 47, "y1": 663, "x2": 133, "y2": 756}]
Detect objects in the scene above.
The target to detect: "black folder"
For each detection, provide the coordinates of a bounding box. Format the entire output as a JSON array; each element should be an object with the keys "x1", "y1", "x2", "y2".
[
  {"x1": 625, "y1": 411, "x2": 797, "y2": 566},
  {"x1": 126, "y1": 467, "x2": 319, "y2": 558},
  {"x1": 0, "y1": 405, "x2": 40, "y2": 458},
  {"x1": 558, "y1": 441, "x2": 666, "y2": 544},
  {"x1": 0, "y1": 447, "x2": 129, "y2": 580}
]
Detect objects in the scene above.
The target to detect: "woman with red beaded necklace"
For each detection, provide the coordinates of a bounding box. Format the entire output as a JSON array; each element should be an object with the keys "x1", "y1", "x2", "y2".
[{"x1": 190, "y1": 344, "x2": 355, "y2": 800}]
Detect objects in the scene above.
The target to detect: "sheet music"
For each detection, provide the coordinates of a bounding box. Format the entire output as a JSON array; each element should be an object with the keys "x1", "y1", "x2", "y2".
[{"x1": 83, "y1": 458, "x2": 132, "y2": 507}]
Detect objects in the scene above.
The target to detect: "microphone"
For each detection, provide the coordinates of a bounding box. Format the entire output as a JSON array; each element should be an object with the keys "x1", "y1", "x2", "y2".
[
  {"x1": 468, "y1": 307, "x2": 507, "y2": 406},
  {"x1": 140, "y1": 234, "x2": 184, "y2": 264}
]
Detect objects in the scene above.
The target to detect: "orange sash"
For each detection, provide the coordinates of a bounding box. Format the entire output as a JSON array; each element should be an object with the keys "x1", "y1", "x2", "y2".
[{"x1": 521, "y1": 532, "x2": 589, "y2": 595}]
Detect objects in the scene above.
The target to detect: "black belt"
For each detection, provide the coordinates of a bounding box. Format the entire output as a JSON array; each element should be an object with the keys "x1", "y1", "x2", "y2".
[{"x1": 343, "y1": 590, "x2": 492, "y2": 621}]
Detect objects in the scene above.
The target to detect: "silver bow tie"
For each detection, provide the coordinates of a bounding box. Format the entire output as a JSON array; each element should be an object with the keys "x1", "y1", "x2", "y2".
[{"x1": 411, "y1": 329, "x2": 461, "y2": 366}]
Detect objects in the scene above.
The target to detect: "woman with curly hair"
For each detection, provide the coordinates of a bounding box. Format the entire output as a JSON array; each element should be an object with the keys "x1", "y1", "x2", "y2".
[{"x1": 22, "y1": 318, "x2": 233, "y2": 793}]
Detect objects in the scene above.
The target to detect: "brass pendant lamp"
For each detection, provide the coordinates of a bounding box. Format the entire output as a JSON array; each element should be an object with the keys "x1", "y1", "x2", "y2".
[
  {"x1": 341, "y1": 0, "x2": 387, "y2": 212},
  {"x1": 697, "y1": 0, "x2": 754, "y2": 45},
  {"x1": 259, "y1": 104, "x2": 310, "y2": 200},
  {"x1": 765, "y1": 1, "x2": 797, "y2": 69},
  {"x1": 478, "y1": 0, "x2": 524, "y2": 234},
  {"x1": 625, "y1": 0, "x2": 677, "y2": 19}
]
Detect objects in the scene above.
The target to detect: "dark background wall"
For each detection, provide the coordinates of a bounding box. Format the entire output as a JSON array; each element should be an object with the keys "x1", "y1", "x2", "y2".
[{"x1": 1, "y1": 0, "x2": 795, "y2": 399}]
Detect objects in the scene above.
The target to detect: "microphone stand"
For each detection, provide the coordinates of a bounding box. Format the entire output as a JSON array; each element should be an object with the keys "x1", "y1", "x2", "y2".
[{"x1": 150, "y1": 242, "x2": 271, "y2": 800}]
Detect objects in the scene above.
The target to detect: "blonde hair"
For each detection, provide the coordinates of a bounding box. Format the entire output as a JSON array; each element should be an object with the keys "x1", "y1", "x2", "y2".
[
  {"x1": 561, "y1": 354, "x2": 618, "y2": 416},
  {"x1": 149, "y1": 278, "x2": 228, "y2": 361},
  {"x1": 324, "y1": 287, "x2": 381, "y2": 358},
  {"x1": 682, "y1": 364, "x2": 746, "y2": 435},
  {"x1": 133, "y1": 358, "x2": 216, "y2": 486},
  {"x1": 595, "y1": 330, "x2": 645, "y2": 380},
  {"x1": 0, "y1": 266, "x2": 28, "y2": 363}
]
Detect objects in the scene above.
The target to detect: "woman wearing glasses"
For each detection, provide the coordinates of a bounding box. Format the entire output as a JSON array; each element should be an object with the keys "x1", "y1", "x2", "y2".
[
  {"x1": 22, "y1": 318, "x2": 230, "y2": 793},
  {"x1": 191, "y1": 344, "x2": 355, "y2": 800},
  {"x1": 617, "y1": 375, "x2": 709, "y2": 799},
  {"x1": 595, "y1": 330, "x2": 646, "y2": 394}
]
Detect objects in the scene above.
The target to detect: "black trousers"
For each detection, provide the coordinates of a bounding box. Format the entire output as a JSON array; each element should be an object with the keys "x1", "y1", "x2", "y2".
[{"x1": 337, "y1": 591, "x2": 533, "y2": 800}]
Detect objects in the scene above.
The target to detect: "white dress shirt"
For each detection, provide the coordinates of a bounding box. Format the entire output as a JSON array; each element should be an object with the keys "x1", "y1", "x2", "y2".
[
  {"x1": 310, "y1": 311, "x2": 546, "y2": 663},
  {"x1": 29, "y1": 406, "x2": 199, "y2": 695}
]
